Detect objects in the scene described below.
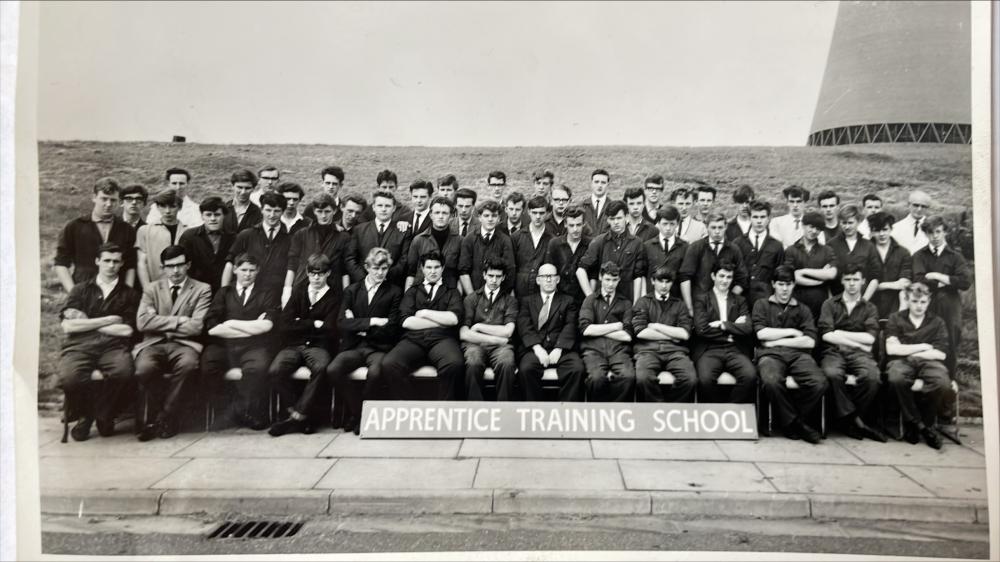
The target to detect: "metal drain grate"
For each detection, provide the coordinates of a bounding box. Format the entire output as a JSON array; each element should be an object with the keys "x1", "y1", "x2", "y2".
[{"x1": 207, "y1": 520, "x2": 304, "y2": 540}]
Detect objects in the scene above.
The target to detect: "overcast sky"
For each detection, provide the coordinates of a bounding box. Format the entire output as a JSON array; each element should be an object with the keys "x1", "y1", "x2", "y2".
[{"x1": 37, "y1": 1, "x2": 838, "y2": 146}]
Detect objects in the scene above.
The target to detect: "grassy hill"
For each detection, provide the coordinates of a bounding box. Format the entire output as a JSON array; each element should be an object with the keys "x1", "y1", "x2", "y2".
[{"x1": 35, "y1": 141, "x2": 981, "y2": 415}]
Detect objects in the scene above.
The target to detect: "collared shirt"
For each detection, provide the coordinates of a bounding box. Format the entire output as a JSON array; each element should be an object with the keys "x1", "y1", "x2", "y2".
[
  {"x1": 95, "y1": 276, "x2": 119, "y2": 299},
  {"x1": 752, "y1": 295, "x2": 817, "y2": 355},
  {"x1": 458, "y1": 228, "x2": 516, "y2": 293},
  {"x1": 60, "y1": 277, "x2": 140, "y2": 352},
  {"x1": 679, "y1": 216, "x2": 708, "y2": 243},
  {"x1": 146, "y1": 195, "x2": 203, "y2": 228},
  {"x1": 55, "y1": 215, "x2": 137, "y2": 284},
  {"x1": 891, "y1": 214, "x2": 929, "y2": 255},
  {"x1": 578, "y1": 290, "x2": 634, "y2": 354},
  {"x1": 364, "y1": 279, "x2": 382, "y2": 304},
  {"x1": 136, "y1": 220, "x2": 190, "y2": 284},
  {"x1": 235, "y1": 282, "x2": 255, "y2": 304},
  {"x1": 857, "y1": 218, "x2": 871, "y2": 239},
  {"x1": 463, "y1": 286, "x2": 518, "y2": 329},
  {"x1": 631, "y1": 294, "x2": 691, "y2": 355},
  {"x1": 424, "y1": 280, "x2": 442, "y2": 301},
  {"x1": 91, "y1": 212, "x2": 113, "y2": 242},
  {"x1": 578, "y1": 229, "x2": 647, "y2": 301},
  {"x1": 591, "y1": 195, "x2": 607, "y2": 218},
  {"x1": 734, "y1": 231, "x2": 784, "y2": 299},
  {"x1": 412, "y1": 209, "x2": 430, "y2": 232},
  {"x1": 307, "y1": 283, "x2": 329, "y2": 305},
  {"x1": 678, "y1": 237, "x2": 749, "y2": 296},
  {"x1": 769, "y1": 214, "x2": 804, "y2": 249},
  {"x1": 912, "y1": 242, "x2": 972, "y2": 302},
  {"x1": 713, "y1": 290, "x2": 729, "y2": 323},
  {"x1": 884, "y1": 310, "x2": 949, "y2": 357},
  {"x1": 400, "y1": 281, "x2": 464, "y2": 346},
  {"x1": 817, "y1": 294, "x2": 879, "y2": 353},
  {"x1": 281, "y1": 213, "x2": 307, "y2": 232},
  {"x1": 871, "y1": 239, "x2": 913, "y2": 319},
  {"x1": 725, "y1": 215, "x2": 752, "y2": 242}
]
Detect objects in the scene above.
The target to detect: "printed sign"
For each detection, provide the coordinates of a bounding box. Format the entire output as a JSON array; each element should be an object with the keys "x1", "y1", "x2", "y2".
[{"x1": 360, "y1": 401, "x2": 759, "y2": 440}]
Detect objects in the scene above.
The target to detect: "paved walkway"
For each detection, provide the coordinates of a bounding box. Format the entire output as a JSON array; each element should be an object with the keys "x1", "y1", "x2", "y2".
[{"x1": 37, "y1": 416, "x2": 989, "y2": 523}]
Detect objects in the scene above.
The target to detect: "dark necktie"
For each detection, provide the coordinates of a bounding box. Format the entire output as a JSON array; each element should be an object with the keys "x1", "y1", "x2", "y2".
[
  {"x1": 711, "y1": 241, "x2": 721, "y2": 256},
  {"x1": 487, "y1": 290, "x2": 495, "y2": 306},
  {"x1": 659, "y1": 294, "x2": 668, "y2": 302},
  {"x1": 484, "y1": 233, "x2": 491, "y2": 244},
  {"x1": 238, "y1": 287, "x2": 248, "y2": 306},
  {"x1": 914, "y1": 218, "x2": 921, "y2": 237},
  {"x1": 425, "y1": 283, "x2": 436, "y2": 301},
  {"x1": 378, "y1": 222, "x2": 386, "y2": 236},
  {"x1": 754, "y1": 234, "x2": 761, "y2": 253},
  {"x1": 794, "y1": 218, "x2": 800, "y2": 230},
  {"x1": 461, "y1": 221, "x2": 469, "y2": 237},
  {"x1": 170, "y1": 285, "x2": 180, "y2": 304},
  {"x1": 267, "y1": 227, "x2": 275, "y2": 242}
]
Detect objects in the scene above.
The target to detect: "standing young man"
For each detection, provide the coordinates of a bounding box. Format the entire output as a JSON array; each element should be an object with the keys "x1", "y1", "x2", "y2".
[
  {"x1": 532, "y1": 170, "x2": 555, "y2": 200},
  {"x1": 250, "y1": 165, "x2": 281, "y2": 206},
  {"x1": 223, "y1": 169, "x2": 262, "y2": 235},
  {"x1": 783, "y1": 211, "x2": 838, "y2": 321},
  {"x1": 825, "y1": 205, "x2": 882, "y2": 299},
  {"x1": 406, "y1": 196, "x2": 462, "y2": 291},
  {"x1": 358, "y1": 169, "x2": 412, "y2": 227},
  {"x1": 511, "y1": 196, "x2": 556, "y2": 297},
  {"x1": 544, "y1": 206, "x2": 591, "y2": 306},
  {"x1": 670, "y1": 187, "x2": 707, "y2": 243},
  {"x1": 146, "y1": 168, "x2": 202, "y2": 228},
  {"x1": 632, "y1": 266, "x2": 697, "y2": 403},
  {"x1": 753, "y1": 265, "x2": 828, "y2": 444},
  {"x1": 576, "y1": 200, "x2": 646, "y2": 303},
  {"x1": 337, "y1": 194, "x2": 367, "y2": 234},
  {"x1": 178, "y1": 196, "x2": 234, "y2": 295},
  {"x1": 460, "y1": 199, "x2": 517, "y2": 296},
  {"x1": 725, "y1": 185, "x2": 755, "y2": 241},
  {"x1": 516, "y1": 263, "x2": 586, "y2": 402},
  {"x1": 303, "y1": 166, "x2": 345, "y2": 225},
  {"x1": 120, "y1": 184, "x2": 148, "y2": 230},
  {"x1": 498, "y1": 191, "x2": 526, "y2": 236},
  {"x1": 55, "y1": 177, "x2": 136, "y2": 291},
  {"x1": 223, "y1": 192, "x2": 291, "y2": 292},
  {"x1": 856, "y1": 194, "x2": 883, "y2": 239},
  {"x1": 346, "y1": 190, "x2": 411, "y2": 286},
  {"x1": 733, "y1": 200, "x2": 784, "y2": 310},
  {"x1": 437, "y1": 174, "x2": 459, "y2": 201},
  {"x1": 133, "y1": 245, "x2": 212, "y2": 441},
  {"x1": 641, "y1": 175, "x2": 665, "y2": 225},
  {"x1": 546, "y1": 184, "x2": 572, "y2": 237},
  {"x1": 278, "y1": 183, "x2": 311, "y2": 235},
  {"x1": 642, "y1": 205, "x2": 688, "y2": 299},
  {"x1": 816, "y1": 190, "x2": 843, "y2": 244},
  {"x1": 404, "y1": 180, "x2": 435, "y2": 236},
  {"x1": 693, "y1": 185, "x2": 717, "y2": 226},
  {"x1": 452, "y1": 188, "x2": 480, "y2": 238},
  {"x1": 581, "y1": 169, "x2": 612, "y2": 236},
  {"x1": 283, "y1": 193, "x2": 351, "y2": 306},
  {"x1": 58, "y1": 243, "x2": 140, "y2": 441},
  {"x1": 769, "y1": 185, "x2": 810, "y2": 249},
  {"x1": 868, "y1": 212, "x2": 913, "y2": 320},
  {"x1": 891, "y1": 190, "x2": 932, "y2": 254},
  {"x1": 623, "y1": 187, "x2": 658, "y2": 241},
  {"x1": 460, "y1": 259, "x2": 519, "y2": 401},
  {"x1": 579, "y1": 262, "x2": 636, "y2": 402},
  {"x1": 678, "y1": 212, "x2": 749, "y2": 316},
  {"x1": 136, "y1": 190, "x2": 189, "y2": 289},
  {"x1": 487, "y1": 170, "x2": 507, "y2": 203},
  {"x1": 381, "y1": 251, "x2": 465, "y2": 400}
]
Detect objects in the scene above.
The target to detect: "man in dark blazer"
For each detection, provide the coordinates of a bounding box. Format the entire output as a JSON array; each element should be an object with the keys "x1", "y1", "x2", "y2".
[
  {"x1": 516, "y1": 263, "x2": 586, "y2": 402},
  {"x1": 223, "y1": 192, "x2": 291, "y2": 292},
  {"x1": 282, "y1": 193, "x2": 351, "y2": 306},
  {"x1": 399, "y1": 180, "x2": 435, "y2": 236},
  {"x1": 642, "y1": 205, "x2": 688, "y2": 299},
  {"x1": 178, "y1": 196, "x2": 234, "y2": 295},
  {"x1": 733, "y1": 201, "x2": 785, "y2": 310},
  {"x1": 459, "y1": 199, "x2": 516, "y2": 296},
  {"x1": 579, "y1": 169, "x2": 611, "y2": 236},
  {"x1": 679, "y1": 212, "x2": 750, "y2": 316},
  {"x1": 451, "y1": 188, "x2": 481, "y2": 238},
  {"x1": 345, "y1": 190, "x2": 411, "y2": 285},
  {"x1": 544, "y1": 207, "x2": 591, "y2": 306},
  {"x1": 133, "y1": 244, "x2": 212, "y2": 441},
  {"x1": 223, "y1": 169, "x2": 263, "y2": 234}
]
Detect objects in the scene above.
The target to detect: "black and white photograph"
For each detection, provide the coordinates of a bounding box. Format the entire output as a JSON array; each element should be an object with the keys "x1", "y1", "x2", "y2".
[{"x1": 4, "y1": 1, "x2": 998, "y2": 559}]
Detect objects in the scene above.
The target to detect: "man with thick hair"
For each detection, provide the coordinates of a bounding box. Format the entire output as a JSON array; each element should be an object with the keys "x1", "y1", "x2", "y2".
[
  {"x1": 826, "y1": 204, "x2": 882, "y2": 299},
  {"x1": 381, "y1": 251, "x2": 465, "y2": 400},
  {"x1": 511, "y1": 196, "x2": 556, "y2": 297},
  {"x1": 136, "y1": 189, "x2": 190, "y2": 289},
  {"x1": 498, "y1": 191, "x2": 526, "y2": 236},
  {"x1": 670, "y1": 186, "x2": 707, "y2": 243},
  {"x1": 632, "y1": 265, "x2": 697, "y2": 403},
  {"x1": 178, "y1": 196, "x2": 234, "y2": 295},
  {"x1": 358, "y1": 169, "x2": 413, "y2": 226},
  {"x1": 487, "y1": 170, "x2": 507, "y2": 202},
  {"x1": 734, "y1": 200, "x2": 784, "y2": 309},
  {"x1": 624, "y1": 187, "x2": 657, "y2": 241},
  {"x1": 692, "y1": 261, "x2": 757, "y2": 404},
  {"x1": 406, "y1": 196, "x2": 462, "y2": 290},
  {"x1": 641, "y1": 175, "x2": 665, "y2": 225},
  {"x1": 58, "y1": 243, "x2": 141, "y2": 441},
  {"x1": 55, "y1": 176, "x2": 137, "y2": 291},
  {"x1": 769, "y1": 185, "x2": 810, "y2": 249},
  {"x1": 642, "y1": 205, "x2": 688, "y2": 300},
  {"x1": 120, "y1": 183, "x2": 148, "y2": 230},
  {"x1": 516, "y1": 263, "x2": 586, "y2": 402},
  {"x1": 437, "y1": 174, "x2": 459, "y2": 201},
  {"x1": 346, "y1": 190, "x2": 411, "y2": 285},
  {"x1": 303, "y1": 166, "x2": 346, "y2": 224},
  {"x1": 783, "y1": 210, "x2": 838, "y2": 321},
  {"x1": 278, "y1": 182, "x2": 311, "y2": 235},
  {"x1": 146, "y1": 167, "x2": 202, "y2": 228},
  {"x1": 201, "y1": 253, "x2": 279, "y2": 431},
  {"x1": 338, "y1": 194, "x2": 367, "y2": 234},
  {"x1": 323, "y1": 247, "x2": 404, "y2": 434},
  {"x1": 250, "y1": 165, "x2": 280, "y2": 206},
  {"x1": 577, "y1": 200, "x2": 646, "y2": 303},
  {"x1": 459, "y1": 199, "x2": 516, "y2": 296},
  {"x1": 885, "y1": 283, "x2": 954, "y2": 449},
  {"x1": 223, "y1": 169, "x2": 262, "y2": 234},
  {"x1": 223, "y1": 191, "x2": 291, "y2": 292},
  {"x1": 816, "y1": 190, "x2": 843, "y2": 244},
  {"x1": 580, "y1": 169, "x2": 612, "y2": 236},
  {"x1": 532, "y1": 169, "x2": 555, "y2": 200},
  {"x1": 460, "y1": 259, "x2": 519, "y2": 401},
  {"x1": 404, "y1": 180, "x2": 436, "y2": 236},
  {"x1": 857, "y1": 194, "x2": 883, "y2": 239},
  {"x1": 693, "y1": 184, "x2": 717, "y2": 226},
  {"x1": 580, "y1": 262, "x2": 636, "y2": 402},
  {"x1": 544, "y1": 206, "x2": 591, "y2": 306},
  {"x1": 267, "y1": 254, "x2": 342, "y2": 437},
  {"x1": 868, "y1": 212, "x2": 912, "y2": 320},
  {"x1": 891, "y1": 190, "x2": 932, "y2": 254},
  {"x1": 452, "y1": 188, "x2": 480, "y2": 237},
  {"x1": 913, "y1": 215, "x2": 972, "y2": 376},
  {"x1": 725, "y1": 184, "x2": 755, "y2": 241},
  {"x1": 283, "y1": 193, "x2": 351, "y2": 308},
  {"x1": 679, "y1": 212, "x2": 749, "y2": 316},
  {"x1": 753, "y1": 265, "x2": 828, "y2": 444},
  {"x1": 134, "y1": 245, "x2": 212, "y2": 441},
  {"x1": 546, "y1": 184, "x2": 572, "y2": 237}
]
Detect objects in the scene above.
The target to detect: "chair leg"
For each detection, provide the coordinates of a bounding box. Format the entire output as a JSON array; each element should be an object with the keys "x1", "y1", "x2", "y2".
[{"x1": 61, "y1": 399, "x2": 70, "y2": 443}]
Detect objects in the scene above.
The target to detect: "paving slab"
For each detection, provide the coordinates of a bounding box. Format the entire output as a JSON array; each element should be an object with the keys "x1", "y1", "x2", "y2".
[
  {"x1": 41, "y1": 490, "x2": 163, "y2": 515},
  {"x1": 833, "y1": 437, "x2": 986, "y2": 467},
  {"x1": 757, "y1": 463, "x2": 934, "y2": 497},
  {"x1": 474, "y1": 459, "x2": 623, "y2": 490},
  {"x1": 591, "y1": 440, "x2": 727, "y2": 461},
  {"x1": 894, "y1": 466, "x2": 988, "y2": 500},
  {"x1": 493, "y1": 490, "x2": 651, "y2": 514},
  {"x1": 619, "y1": 460, "x2": 775, "y2": 493},
  {"x1": 459, "y1": 439, "x2": 592, "y2": 459},
  {"x1": 955, "y1": 426, "x2": 986, "y2": 455},
  {"x1": 152, "y1": 458, "x2": 335, "y2": 490},
  {"x1": 39, "y1": 431, "x2": 203, "y2": 458},
  {"x1": 316, "y1": 458, "x2": 478, "y2": 490},
  {"x1": 716, "y1": 438, "x2": 862, "y2": 465},
  {"x1": 810, "y1": 495, "x2": 979, "y2": 523},
  {"x1": 176, "y1": 432, "x2": 338, "y2": 458},
  {"x1": 320, "y1": 435, "x2": 461, "y2": 458},
  {"x1": 329, "y1": 490, "x2": 492, "y2": 514},
  {"x1": 41, "y1": 457, "x2": 189, "y2": 490},
  {"x1": 159, "y1": 490, "x2": 330, "y2": 515},
  {"x1": 651, "y1": 491, "x2": 810, "y2": 519}
]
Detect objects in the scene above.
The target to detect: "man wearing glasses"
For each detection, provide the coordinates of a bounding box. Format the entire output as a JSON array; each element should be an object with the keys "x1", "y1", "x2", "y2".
[
  {"x1": 250, "y1": 166, "x2": 281, "y2": 207},
  {"x1": 891, "y1": 191, "x2": 932, "y2": 255},
  {"x1": 641, "y1": 175, "x2": 665, "y2": 225},
  {"x1": 120, "y1": 184, "x2": 148, "y2": 230},
  {"x1": 546, "y1": 185, "x2": 572, "y2": 238}
]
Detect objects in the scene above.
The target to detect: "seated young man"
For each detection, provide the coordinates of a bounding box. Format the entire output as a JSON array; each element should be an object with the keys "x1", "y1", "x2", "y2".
[
  {"x1": 692, "y1": 261, "x2": 757, "y2": 404},
  {"x1": 381, "y1": 251, "x2": 465, "y2": 400},
  {"x1": 134, "y1": 245, "x2": 212, "y2": 441},
  {"x1": 201, "y1": 254, "x2": 280, "y2": 430},
  {"x1": 752, "y1": 265, "x2": 828, "y2": 444},
  {"x1": 516, "y1": 263, "x2": 586, "y2": 402},
  {"x1": 817, "y1": 265, "x2": 887, "y2": 442},
  {"x1": 460, "y1": 259, "x2": 518, "y2": 401},
  {"x1": 632, "y1": 266, "x2": 697, "y2": 403},
  {"x1": 884, "y1": 283, "x2": 954, "y2": 450},
  {"x1": 267, "y1": 254, "x2": 340, "y2": 437},
  {"x1": 58, "y1": 243, "x2": 140, "y2": 441},
  {"x1": 579, "y1": 262, "x2": 636, "y2": 402},
  {"x1": 319, "y1": 248, "x2": 402, "y2": 435}
]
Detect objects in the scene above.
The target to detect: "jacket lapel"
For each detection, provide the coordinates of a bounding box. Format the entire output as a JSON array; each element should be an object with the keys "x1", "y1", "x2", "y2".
[{"x1": 168, "y1": 279, "x2": 187, "y2": 316}]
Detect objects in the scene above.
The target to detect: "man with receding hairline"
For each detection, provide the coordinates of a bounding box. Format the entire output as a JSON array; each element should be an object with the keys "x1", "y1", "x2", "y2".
[{"x1": 892, "y1": 190, "x2": 932, "y2": 254}]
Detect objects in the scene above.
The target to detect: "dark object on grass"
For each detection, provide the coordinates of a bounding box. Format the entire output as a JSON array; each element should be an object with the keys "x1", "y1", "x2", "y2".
[{"x1": 172, "y1": 135, "x2": 186, "y2": 143}]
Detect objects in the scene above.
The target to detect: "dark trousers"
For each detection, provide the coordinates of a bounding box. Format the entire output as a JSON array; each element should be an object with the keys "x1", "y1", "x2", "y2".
[
  {"x1": 518, "y1": 350, "x2": 585, "y2": 402},
  {"x1": 381, "y1": 338, "x2": 464, "y2": 400},
  {"x1": 58, "y1": 347, "x2": 133, "y2": 422},
  {"x1": 269, "y1": 346, "x2": 332, "y2": 421},
  {"x1": 463, "y1": 342, "x2": 517, "y2": 401},
  {"x1": 583, "y1": 348, "x2": 636, "y2": 402},
  {"x1": 695, "y1": 345, "x2": 757, "y2": 403},
  {"x1": 820, "y1": 348, "x2": 880, "y2": 419},
  {"x1": 887, "y1": 357, "x2": 954, "y2": 426},
  {"x1": 634, "y1": 350, "x2": 696, "y2": 403},
  {"x1": 931, "y1": 294, "x2": 963, "y2": 376},
  {"x1": 201, "y1": 343, "x2": 272, "y2": 420},
  {"x1": 326, "y1": 346, "x2": 387, "y2": 421},
  {"x1": 134, "y1": 342, "x2": 199, "y2": 424},
  {"x1": 758, "y1": 349, "x2": 828, "y2": 429}
]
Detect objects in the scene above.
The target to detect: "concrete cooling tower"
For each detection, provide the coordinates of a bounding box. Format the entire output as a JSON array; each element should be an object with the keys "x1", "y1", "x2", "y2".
[{"x1": 808, "y1": 1, "x2": 970, "y2": 146}]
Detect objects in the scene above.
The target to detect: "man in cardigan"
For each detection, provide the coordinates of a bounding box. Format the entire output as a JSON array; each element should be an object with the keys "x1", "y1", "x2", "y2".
[{"x1": 268, "y1": 254, "x2": 341, "y2": 437}]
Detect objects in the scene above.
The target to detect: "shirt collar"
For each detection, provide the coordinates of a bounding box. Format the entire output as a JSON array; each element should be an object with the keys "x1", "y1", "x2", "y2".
[
  {"x1": 365, "y1": 278, "x2": 382, "y2": 293},
  {"x1": 91, "y1": 213, "x2": 114, "y2": 224},
  {"x1": 480, "y1": 227, "x2": 495, "y2": 239},
  {"x1": 930, "y1": 241, "x2": 948, "y2": 253},
  {"x1": 237, "y1": 282, "x2": 254, "y2": 295},
  {"x1": 767, "y1": 294, "x2": 798, "y2": 306},
  {"x1": 424, "y1": 279, "x2": 442, "y2": 292},
  {"x1": 95, "y1": 276, "x2": 118, "y2": 295},
  {"x1": 713, "y1": 288, "x2": 729, "y2": 300},
  {"x1": 310, "y1": 284, "x2": 329, "y2": 299}
]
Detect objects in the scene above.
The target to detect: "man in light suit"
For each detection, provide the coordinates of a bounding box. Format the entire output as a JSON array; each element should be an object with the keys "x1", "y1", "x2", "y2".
[{"x1": 133, "y1": 244, "x2": 212, "y2": 441}]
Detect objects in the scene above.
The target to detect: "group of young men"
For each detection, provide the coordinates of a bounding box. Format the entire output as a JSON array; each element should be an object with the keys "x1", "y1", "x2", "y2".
[{"x1": 53, "y1": 165, "x2": 970, "y2": 449}]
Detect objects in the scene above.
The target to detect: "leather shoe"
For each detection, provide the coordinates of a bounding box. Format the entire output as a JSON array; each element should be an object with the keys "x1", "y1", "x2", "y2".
[
  {"x1": 343, "y1": 416, "x2": 358, "y2": 434},
  {"x1": 70, "y1": 417, "x2": 93, "y2": 442},
  {"x1": 96, "y1": 418, "x2": 115, "y2": 437},
  {"x1": 839, "y1": 423, "x2": 865, "y2": 440},
  {"x1": 268, "y1": 417, "x2": 307, "y2": 437},
  {"x1": 158, "y1": 419, "x2": 179, "y2": 439},
  {"x1": 248, "y1": 417, "x2": 270, "y2": 431},
  {"x1": 921, "y1": 426, "x2": 943, "y2": 450},
  {"x1": 137, "y1": 423, "x2": 159, "y2": 442},
  {"x1": 793, "y1": 420, "x2": 822, "y2": 444},
  {"x1": 903, "y1": 422, "x2": 921, "y2": 444},
  {"x1": 858, "y1": 424, "x2": 888, "y2": 443}
]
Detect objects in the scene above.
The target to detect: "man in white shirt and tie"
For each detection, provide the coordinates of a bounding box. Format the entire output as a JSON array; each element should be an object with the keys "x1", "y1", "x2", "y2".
[
  {"x1": 769, "y1": 185, "x2": 809, "y2": 249},
  {"x1": 406, "y1": 180, "x2": 435, "y2": 235},
  {"x1": 581, "y1": 169, "x2": 612, "y2": 236},
  {"x1": 891, "y1": 190, "x2": 932, "y2": 254}
]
